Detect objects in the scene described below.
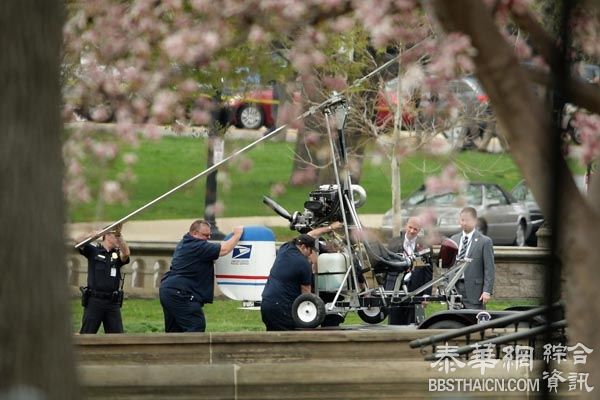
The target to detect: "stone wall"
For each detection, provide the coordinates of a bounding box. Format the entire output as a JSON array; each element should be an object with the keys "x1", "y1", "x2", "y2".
[
  {"x1": 67, "y1": 242, "x2": 550, "y2": 300},
  {"x1": 431, "y1": 247, "x2": 549, "y2": 299}
]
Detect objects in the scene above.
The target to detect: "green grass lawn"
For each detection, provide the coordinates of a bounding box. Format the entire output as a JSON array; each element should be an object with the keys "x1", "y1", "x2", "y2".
[
  {"x1": 69, "y1": 134, "x2": 528, "y2": 222},
  {"x1": 70, "y1": 298, "x2": 541, "y2": 333}
]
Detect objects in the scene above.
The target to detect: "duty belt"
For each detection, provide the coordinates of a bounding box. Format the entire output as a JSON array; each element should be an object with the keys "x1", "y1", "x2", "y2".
[{"x1": 89, "y1": 289, "x2": 114, "y2": 299}]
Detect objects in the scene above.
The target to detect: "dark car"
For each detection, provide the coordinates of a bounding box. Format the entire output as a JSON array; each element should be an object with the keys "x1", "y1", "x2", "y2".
[
  {"x1": 511, "y1": 176, "x2": 587, "y2": 245},
  {"x1": 382, "y1": 182, "x2": 532, "y2": 246}
]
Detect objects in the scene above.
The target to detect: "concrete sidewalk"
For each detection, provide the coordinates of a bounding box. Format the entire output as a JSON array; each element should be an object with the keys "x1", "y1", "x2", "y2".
[{"x1": 68, "y1": 214, "x2": 385, "y2": 242}]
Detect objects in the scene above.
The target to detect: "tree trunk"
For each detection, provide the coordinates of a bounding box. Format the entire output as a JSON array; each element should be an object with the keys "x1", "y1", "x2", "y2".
[
  {"x1": 391, "y1": 60, "x2": 403, "y2": 237},
  {"x1": 432, "y1": 0, "x2": 600, "y2": 395},
  {"x1": 0, "y1": 1, "x2": 79, "y2": 399}
]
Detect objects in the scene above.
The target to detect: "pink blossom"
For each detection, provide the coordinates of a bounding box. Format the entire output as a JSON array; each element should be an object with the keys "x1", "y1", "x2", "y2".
[
  {"x1": 332, "y1": 16, "x2": 355, "y2": 33},
  {"x1": 248, "y1": 25, "x2": 268, "y2": 44},
  {"x1": 427, "y1": 33, "x2": 476, "y2": 80},
  {"x1": 163, "y1": 32, "x2": 188, "y2": 61},
  {"x1": 277, "y1": 103, "x2": 299, "y2": 126},
  {"x1": 305, "y1": 133, "x2": 321, "y2": 146},
  {"x1": 117, "y1": 169, "x2": 137, "y2": 183},
  {"x1": 572, "y1": 112, "x2": 600, "y2": 165},
  {"x1": 102, "y1": 180, "x2": 128, "y2": 204},
  {"x1": 290, "y1": 168, "x2": 317, "y2": 185},
  {"x1": 270, "y1": 183, "x2": 286, "y2": 197},
  {"x1": 202, "y1": 31, "x2": 220, "y2": 52},
  {"x1": 151, "y1": 90, "x2": 179, "y2": 123},
  {"x1": 191, "y1": 109, "x2": 212, "y2": 126},
  {"x1": 205, "y1": 201, "x2": 225, "y2": 217},
  {"x1": 237, "y1": 157, "x2": 254, "y2": 172},
  {"x1": 425, "y1": 164, "x2": 466, "y2": 195},
  {"x1": 143, "y1": 125, "x2": 162, "y2": 140},
  {"x1": 323, "y1": 76, "x2": 348, "y2": 91},
  {"x1": 67, "y1": 161, "x2": 82, "y2": 176},
  {"x1": 123, "y1": 153, "x2": 138, "y2": 165},
  {"x1": 427, "y1": 135, "x2": 452, "y2": 156},
  {"x1": 179, "y1": 79, "x2": 198, "y2": 95},
  {"x1": 90, "y1": 106, "x2": 111, "y2": 122},
  {"x1": 90, "y1": 142, "x2": 118, "y2": 161}
]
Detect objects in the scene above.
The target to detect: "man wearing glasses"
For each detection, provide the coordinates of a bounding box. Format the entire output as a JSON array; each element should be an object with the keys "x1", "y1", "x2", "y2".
[{"x1": 159, "y1": 219, "x2": 243, "y2": 332}]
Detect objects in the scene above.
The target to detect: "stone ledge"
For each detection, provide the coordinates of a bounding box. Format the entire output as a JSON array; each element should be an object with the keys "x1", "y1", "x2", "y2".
[{"x1": 79, "y1": 360, "x2": 579, "y2": 399}]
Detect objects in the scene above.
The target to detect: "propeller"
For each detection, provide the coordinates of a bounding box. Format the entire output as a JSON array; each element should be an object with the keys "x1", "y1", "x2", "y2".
[{"x1": 262, "y1": 196, "x2": 293, "y2": 221}]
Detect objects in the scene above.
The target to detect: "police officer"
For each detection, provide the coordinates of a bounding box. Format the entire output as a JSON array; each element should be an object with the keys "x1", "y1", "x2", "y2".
[
  {"x1": 77, "y1": 226, "x2": 130, "y2": 334},
  {"x1": 159, "y1": 220, "x2": 243, "y2": 332}
]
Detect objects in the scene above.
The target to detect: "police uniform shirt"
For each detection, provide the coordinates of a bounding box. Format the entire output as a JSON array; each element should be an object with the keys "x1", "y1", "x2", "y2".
[
  {"x1": 262, "y1": 242, "x2": 312, "y2": 307},
  {"x1": 160, "y1": 233, "x2": 221, "y2": 304},
  {"x1": 79, "y1": 243, "x2": 130, "y2": 292}
]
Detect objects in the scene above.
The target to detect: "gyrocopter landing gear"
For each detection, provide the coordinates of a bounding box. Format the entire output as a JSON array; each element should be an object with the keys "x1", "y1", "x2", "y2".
[
  {"x1": 357, "y1": 307, "x2": 388, "y2": 324},
  {"x1": 292, "y1": 293, "x2": 326, "y2": 328}
]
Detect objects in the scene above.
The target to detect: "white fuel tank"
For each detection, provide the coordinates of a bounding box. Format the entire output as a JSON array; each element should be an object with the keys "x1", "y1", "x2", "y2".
[
  {"x1": 316, "y1": 252, "x2": 349, "y2": 292},
  {"x1": 215, "y1": 226, "x2": 276, "y2": 302}
]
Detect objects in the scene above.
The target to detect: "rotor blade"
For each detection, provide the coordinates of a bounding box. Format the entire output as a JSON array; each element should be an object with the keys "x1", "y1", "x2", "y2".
[
  {"x1": 262, "y1": 196, "x2": 293, "y2": 221},
  {"x1": 74, "y1": 124, "x2": 291, "y2": 248}
]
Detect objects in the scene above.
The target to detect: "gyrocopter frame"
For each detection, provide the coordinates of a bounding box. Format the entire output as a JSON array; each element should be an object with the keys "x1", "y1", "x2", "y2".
[{"x1": 261, "y1": 92, "x2": 471, "y2": 327}]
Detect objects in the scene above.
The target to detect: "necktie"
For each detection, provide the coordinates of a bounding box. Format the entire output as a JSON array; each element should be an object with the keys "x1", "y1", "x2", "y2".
[{"x1": 458, "y1": 235, "x2": 469, "y2": 260}]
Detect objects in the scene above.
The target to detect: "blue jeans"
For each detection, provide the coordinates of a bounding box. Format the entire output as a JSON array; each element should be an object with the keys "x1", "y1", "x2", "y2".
[{"x1": 159, "y1": 287, "x2": 206, "y2": 332}]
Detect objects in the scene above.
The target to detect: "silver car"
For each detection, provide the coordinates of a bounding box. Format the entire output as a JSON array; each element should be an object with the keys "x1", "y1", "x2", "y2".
[{"x1": 381, "y1": 183, "x2": 532, "y2": 246}]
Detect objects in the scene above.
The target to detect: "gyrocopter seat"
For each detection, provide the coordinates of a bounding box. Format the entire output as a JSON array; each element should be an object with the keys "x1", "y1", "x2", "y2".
[
  {"x1": 371, "y1": 250, "x2": 412, "y2": 274},
  {"x1": 439, "y1": 237, "x2": 459, "y2": 268}
]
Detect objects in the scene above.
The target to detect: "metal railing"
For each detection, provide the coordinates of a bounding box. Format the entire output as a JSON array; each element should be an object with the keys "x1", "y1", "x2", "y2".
[{"x1": 409, "y1": 302, "x2": 566, "y2": 360}]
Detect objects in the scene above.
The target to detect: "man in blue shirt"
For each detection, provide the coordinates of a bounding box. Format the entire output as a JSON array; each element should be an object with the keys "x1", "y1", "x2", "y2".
[
  {"x1": 261, "y1": 234, "x2": 315, "y2": 331},
  {"x1": 261, "y1": 222, "x2": 342, "y2": 331},
  {"x1": 160, "y1": 220, "x2": 243, "y2": 332}
]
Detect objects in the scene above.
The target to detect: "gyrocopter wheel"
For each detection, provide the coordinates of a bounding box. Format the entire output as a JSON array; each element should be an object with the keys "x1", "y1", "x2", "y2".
[{"x1": 292, "y1": 293, "x2": 326, "y2": 328}]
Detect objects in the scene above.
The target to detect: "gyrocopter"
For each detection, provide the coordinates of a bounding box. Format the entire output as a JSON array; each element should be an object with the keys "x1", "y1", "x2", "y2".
[{"x1": 214, "y1": 92, "x2": 476, "y2": 328}]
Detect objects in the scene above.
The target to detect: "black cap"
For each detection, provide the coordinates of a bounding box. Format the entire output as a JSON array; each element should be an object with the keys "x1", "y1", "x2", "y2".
[{"x1": 295, "y1": 234, "x2": 316, "y2": 248}]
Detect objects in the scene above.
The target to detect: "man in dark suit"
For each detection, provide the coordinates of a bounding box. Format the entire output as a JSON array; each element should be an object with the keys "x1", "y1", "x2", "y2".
[
  {"x1": 451, "y1": 207, "x2": 495, "y2": 310},
  {"x1": 385, "y1": 217, "x2": 431, "y2": 324}
]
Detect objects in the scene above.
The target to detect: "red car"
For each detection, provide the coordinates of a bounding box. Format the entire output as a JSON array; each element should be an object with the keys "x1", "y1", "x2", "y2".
[
  {"x1": 374, "y1": 87, "x2": 417, "y2": 128},
  {"x1": 225, "y1": 81, "x2": 424, "y2": 130},
  {"x1": 226, "y1": 88, "x2": 278, "y2": 130}
]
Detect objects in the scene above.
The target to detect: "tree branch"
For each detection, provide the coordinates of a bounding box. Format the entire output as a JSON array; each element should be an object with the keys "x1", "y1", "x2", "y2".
[
  {"x1": 509, "y1": 6, "x2": 558, "y2": 66},
  {"x1": 523, "y1": 64, "x2": 600, "y2": 115},
  {"x1": 511, "y1": 7, "x2": 600, "y2": 114}
]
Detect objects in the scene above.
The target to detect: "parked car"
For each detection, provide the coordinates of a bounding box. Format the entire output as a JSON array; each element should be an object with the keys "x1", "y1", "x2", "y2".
[
  {"x1": 376, "y1": 76, "x2": 497, "y2": 149},
  {"x1": 511, "y1": 176, "x2": 588, "y2": 245},
  {"x1": 381, "y1": 182, "x2": 532, "y2": 246},
  {"x1": 374, "y1": 78, "x2": 417, "y2": 128},
  {"x1": 226, "y1": 88, "x2": 278, "y2": 130}
]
